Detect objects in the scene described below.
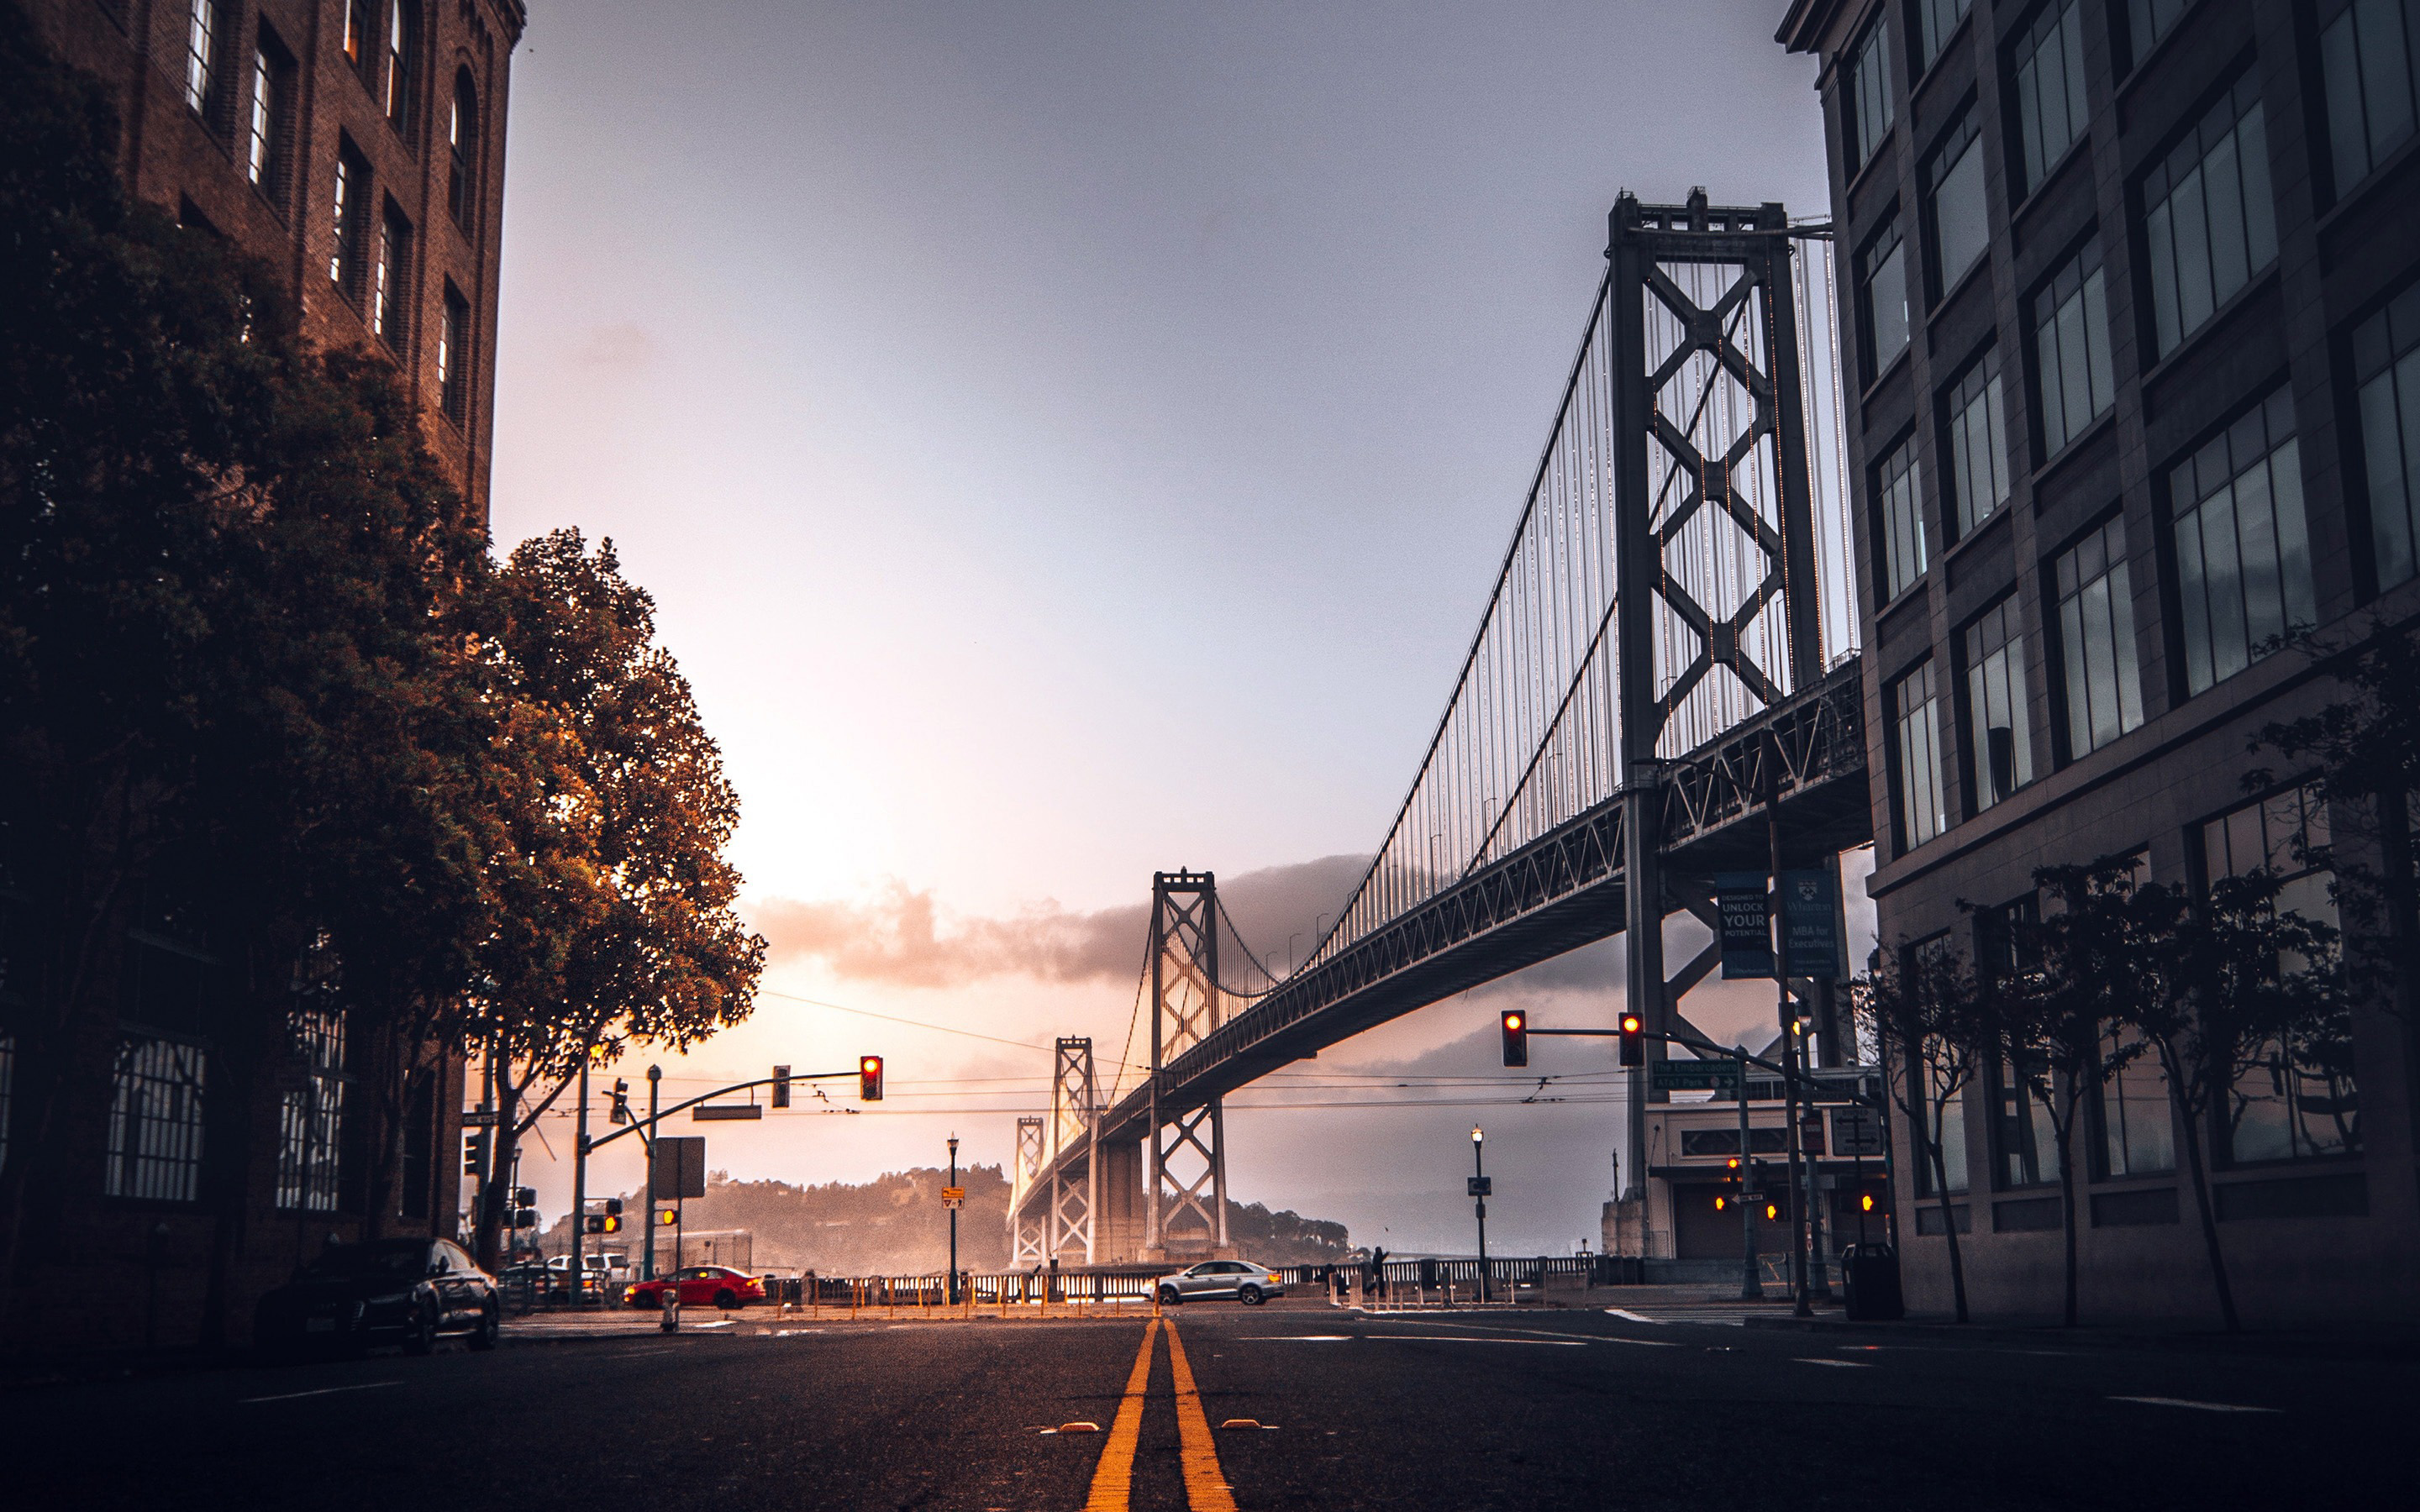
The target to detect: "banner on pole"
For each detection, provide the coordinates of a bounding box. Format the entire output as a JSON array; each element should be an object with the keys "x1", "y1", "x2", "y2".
[
  {"x1": 1716, "y1": 871, "x2": 1773, "y2": 979},
  {"x1": 1778, "y1": 867, "x2": 1844, "y2": 980}
]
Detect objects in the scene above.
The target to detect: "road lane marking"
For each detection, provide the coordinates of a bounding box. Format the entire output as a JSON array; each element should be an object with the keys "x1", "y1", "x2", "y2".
[
  {"x1": 1239, "y1": 1335, "x2": 1354, "y2": 1341},
  {"x1": 1794, "y1": 1358, "x2": 1871, "y2": 1368},
  {"x1": 1082, "y1": 1319, "x2": 1160, "y2": 1512},
  {"x1": 1374, "y1": 1336, "x2": 1584, "y2": 1346},
  {"x1": 1370, "y1": 1319, "x2": 1681, "y2": 1349},
  {"x1": 240, "y1": 1381, "x2": 402, "y2": 1404},
  {"x1": 1163, "y1": 1320, "x2": 1240, "y2": 1512},
  {"x1": 1606, "y1": 1309, "x2": 1666, "y2": 1324},
  {"x1": 2108, "y1": 1396, "x2": 2280, "y2": 1414}
]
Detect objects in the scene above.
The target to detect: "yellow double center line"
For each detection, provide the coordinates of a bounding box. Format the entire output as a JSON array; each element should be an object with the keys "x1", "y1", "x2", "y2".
[{"x1": 1083, "y1": 1317, "x2": 1237, "y2": 1512}]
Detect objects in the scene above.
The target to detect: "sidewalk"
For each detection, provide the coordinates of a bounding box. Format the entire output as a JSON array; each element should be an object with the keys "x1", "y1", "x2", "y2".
[{"x1": 1733, "y1": 1308, "x2": 2420, "y2": 1360}]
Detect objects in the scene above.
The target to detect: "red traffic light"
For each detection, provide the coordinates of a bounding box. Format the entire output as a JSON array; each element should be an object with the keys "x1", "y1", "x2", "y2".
[
  {"x1": 1500, "y1": 1011, "x2": 1528, "y2": 1068},
  {"x1": 860, "y1": 1055, "x2": 885, "y2": 1102},
  {"x1": 1618, "y1": 1010, "x2": 1644, "y2": 1067}
]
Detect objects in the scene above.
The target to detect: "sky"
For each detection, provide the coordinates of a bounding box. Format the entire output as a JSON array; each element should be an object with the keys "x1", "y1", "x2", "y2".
[{"x1": 483, "y1": 0, "x2": 1849, "y2": 1257}]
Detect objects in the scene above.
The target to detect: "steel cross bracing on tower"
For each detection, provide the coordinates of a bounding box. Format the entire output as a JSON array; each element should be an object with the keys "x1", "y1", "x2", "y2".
[
  {"x1": 1009, "y1": 1116, "x2": 1048, "y2": 1268},
  {"x1": 1005, "y1": 192, "x2": 1869, "y2": 1251},
  {"x1": 1047, "y1": 1037, "x2": 1098, "y2": 1264}
]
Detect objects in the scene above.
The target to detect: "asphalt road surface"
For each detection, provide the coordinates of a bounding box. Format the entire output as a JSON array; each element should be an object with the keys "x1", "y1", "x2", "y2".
[{"x1": 14, "y1": 1299, "x2": 2408, "y2": 1509}]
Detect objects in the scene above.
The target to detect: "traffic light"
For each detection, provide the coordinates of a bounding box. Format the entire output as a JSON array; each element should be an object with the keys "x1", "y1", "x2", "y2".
[
  {"x1": 600, "y1": 1214, "x2": 621, "y2": 1234},
  {"x1": 1716, "y1": 1155, "x2": 1741, "y2": 1212},
  {"x1": 610, "y1": 1078, "x2": 631, "y2": 1124},
  {"x1": 860, "y1": 1055, "x2": 884, "y2": 1101},
  {"x1": 772, "y1": 1064, "x2": 792, "y2": 1109},
  {"x1": 584, "y1": 1215, "x2": 605, "y2": 1234},
  {"x1": 656, "y1": 1208, "x2": 678, "y2": 1226},
  {"x1": 1618, "y1": 1010, "x2": 1644, "y2": 1067},
  {"x1": 1860, "y1": 1192, "x2": 1876, "y2": 1213},
  {"x1": 603, "y1": 1198, "x2": 623, "y2": 1216},
  {"x1": 462, "y1": 1128, "x2": 488, "y2": 1178},
  {"x1": 511, "y1": 1207, "x2": 538, "y2": 1229},
  {"x1": 1499, "y1": 1011, "x2": 1528, "y2": 1068}
]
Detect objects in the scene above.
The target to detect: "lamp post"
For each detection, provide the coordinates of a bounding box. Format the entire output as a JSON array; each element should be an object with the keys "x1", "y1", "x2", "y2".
[
  {"x1": 642, "y1": 1065, "x2": 661, "y2": 1281},
  {"x1": 1471, "y1": 1126, "x2": 1490, "y2": 1304},
  {"x1": 947, "y1": 1133, "x2": 960, "y2": 1305}
]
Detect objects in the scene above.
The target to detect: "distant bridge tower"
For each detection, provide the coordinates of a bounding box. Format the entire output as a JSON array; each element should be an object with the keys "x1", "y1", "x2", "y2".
[
  {"x1": 1009, "y1": 1115, "x2": 1048, "y2": 1268},
  {"x1": 1144, "y1": 869, "x2": 1232, "y2": 1260},
  {"x1": 1047, "y1": 1037, "x2": 1097, "y2": 1264}
]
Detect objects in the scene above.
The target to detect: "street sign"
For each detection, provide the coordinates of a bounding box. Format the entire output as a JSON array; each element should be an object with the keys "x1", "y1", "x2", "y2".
[
  {"x1": 461, "y1": 1109, "x2": 498, "y2": 1127},
  {"x1": 1831, "y1": 1105, "x2": 1887, "y2": 1157},
  {"x1": 693, "y1": 1104, "x2": 762, "y2": 1121},
  {"x1": 942, "y1": 1197, "x2": 965, "y2": 1210},
  {"x1": 1716, "y1": 871, "x2": 1773, "y2": 979},
  {"x1": 652, "y1": 1136, "x2": 707, "y2": 1199},
  {"x1": 941, "y1": 1186, "x2": 965, "y2": 1201},
  {"x1": 1466, "y1": 1175, "x2": 1493, "y2": 1197},
  {"x1": 1651, "y1": 1059, "x2": 1742, "y2": 1091}
]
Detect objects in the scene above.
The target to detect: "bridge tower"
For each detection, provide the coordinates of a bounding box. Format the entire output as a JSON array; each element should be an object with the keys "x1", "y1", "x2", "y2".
[
  {"x1": 1009, "y1": 1115, "x2": 1048, "y2": 1268},
  {"x1": 1047, "y1": 1037, "x2": 1097, "y2": 1264},
  {"x1": 1607, "y1": 190, "x2": 1823, "y2": 1200},
  {"x1": 1144, "y1": 869, "x2": 1232, "y2": 1261}
]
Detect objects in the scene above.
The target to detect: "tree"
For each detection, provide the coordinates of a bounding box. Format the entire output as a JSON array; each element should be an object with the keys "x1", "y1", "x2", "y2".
[
  {"x1": 1984, "y1": 860, "x2": 2161, "y2": 1329},
  {"x1": 466, "y1": 532, "x2": 765, "y2": 1269},
  {"x1": 1854, "y1": 940, "x2": 1986, "y2": 1323}
]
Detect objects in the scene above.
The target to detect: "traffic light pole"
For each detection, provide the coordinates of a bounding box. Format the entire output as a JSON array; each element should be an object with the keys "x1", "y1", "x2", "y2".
[
  {"x1": 1471, "y1": 1128, "x2": 1489, "y2": 1304},
  {"x1": 947, "y1": 1134, "x2": 960, "y2": 1305},
  {"x1": 1738, "y1": 1047, "x2": 1761, "y2": 1301},
  {"x1": 571, "y1": 1054, "x2": 591, "y2": 1308},
  {"x1": 643, "y1": 1065, "x2": 661, "y2": 1282}
]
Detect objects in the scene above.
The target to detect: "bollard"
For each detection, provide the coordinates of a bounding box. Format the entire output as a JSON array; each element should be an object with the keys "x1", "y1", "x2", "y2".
[{"x1": 660, "y1": 1284, "x2": 681, "y2": 1334}]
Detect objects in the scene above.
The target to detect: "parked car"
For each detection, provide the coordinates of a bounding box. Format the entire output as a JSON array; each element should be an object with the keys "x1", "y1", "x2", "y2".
[
  {"x1": 1154, "y1": 1259, "x2": 1284, "y2": 1305},
  {"x1": 544, "y1": 1252, "x2": 617, "y2": 1301},
  {"x1": 255, "y1": 1237, "x2": 499, "y2": 1357},
  {"x1": 623, "y1": 1264, "x2": 765, "y2": 1310}
]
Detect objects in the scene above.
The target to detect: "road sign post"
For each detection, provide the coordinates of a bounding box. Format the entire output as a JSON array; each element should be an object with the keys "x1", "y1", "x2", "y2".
[{"x1": 945, "y1": 1136, "x2": 960, "y2": 1305}]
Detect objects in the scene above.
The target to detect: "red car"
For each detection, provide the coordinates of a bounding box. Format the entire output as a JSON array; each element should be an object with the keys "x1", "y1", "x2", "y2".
[{"x1": 624, "y1": 1265, "x2": 764, "y2": 1310}]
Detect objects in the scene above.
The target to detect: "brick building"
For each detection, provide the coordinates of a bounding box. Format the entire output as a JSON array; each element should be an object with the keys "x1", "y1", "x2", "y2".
[
  {"x1": 5, "y1": 0, "x2": 524, "y2": 1353},
  {"x1": 1778, "y1": 0, "x2": 2419, "y2": 1322}
]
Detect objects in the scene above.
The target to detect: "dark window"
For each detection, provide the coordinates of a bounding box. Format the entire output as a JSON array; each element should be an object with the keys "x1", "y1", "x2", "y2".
[
  {"x1": 1893, "y1": 659, "x2": 1949, "y2": 848},
  {"x1": 439, "y1": 284, "x2": 471, "y2": 423},
  {"x1": 1961, "y1": 596, "x2": 2034, "y2": 811},
  {"x1": 400, "y1": 1074, "x2": 433, "y2": 1219},
  {"x1": 2031, "y1": 241, "x2": 2113, "y2": 457},
  {"x1": 382, "y1": 1, "x2": 417, "y2": 130},
  {"x1": 330, "y1": 140, "x2": 369, "y2": 297},
  {"x1": 1877, "y1": 432, "x2": 1926, "y2": 598},
  {"x1": 2321, "y1": 0, "x2": 2420, "y2": 197},
  {"x1": 1845, "y1": 11, "x2": 1895, "y2": 172},
  {"x1": 2142, "y1": 73, "x2": 2275, "y2": 359},
  {"x1": 1926, "y1": 108, "x2": 1988, "y2": 297},
  {"x1": 1860, "y1": 217, "x2": 1911, "y2": 380},
  {"x1": 448, "y1": 70, "x2": 480, "y2": 228},
  {"x1": 247, "y1": 30, "x2": 297, "y2": 208},
  {"x1": 2352, "y1": 282, "x2": 2420, "y2": 591},
  {"x1": 1918, "y1": 0, "x2": 1973, "y2": 71},
  {"x1": 2096, "y1": 1028, "x2": 2175, "y2": 1177},
  {"x1": 0, "y1": 1032, "x2": 16, "y2": 1178},
  {"x1": 2012, "y1": 0, "x2": 2089, "y2": 196},
  {"x1": 1944, "y1": 349, "x2": 2009, "y2": 537},
  {"x1": 276, "y1": 1002, "x2": 346, "y2": 1212},
  {"x1": 106, "y1": 1037, "x2": 208, "y2": 1203},
  {"x1": 2051, "y1": 513, "x2": 2144, "y2": 759},
  {"x1": 2124, "y1": 0, "x2": 2191, "y2": 67},
  {"x1": 2170, "y1": 388, "x2": 2312, "y2": 695},
  {"x1": 374, "y1": 205, "x2": 411, "y2": 348}
]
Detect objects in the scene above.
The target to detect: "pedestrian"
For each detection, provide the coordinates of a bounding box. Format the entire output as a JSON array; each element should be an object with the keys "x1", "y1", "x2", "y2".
[{"x1": 1369, "y1": 1245, "x2": 1387, "y2": 1302}]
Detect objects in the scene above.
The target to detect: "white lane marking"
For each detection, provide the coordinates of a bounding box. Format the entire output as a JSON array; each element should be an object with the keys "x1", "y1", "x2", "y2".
[
  {"x1": 2108, "y1": 1396, "x2": 2281, "y2": 1414},
  {"x1": 1379, "y1": 1336, "x2": 1584, "y2": 1346},
  {"x1": 1606, "y1": 1309, "x2": 1665, "y2": 1324},
  {"x1": 1795, "y1": 1357, "x2": 1871, "y2": 1368},
  {"x1": 1371, "y1": 1319, "x2": 1681, "y2": 1349},
  {"x1": 1241, "y1": 1335, "x2": 1355, "y2": 1341},
  {"x1": 241, "y1": 1380, "x2": 402, "y2": 1404}
]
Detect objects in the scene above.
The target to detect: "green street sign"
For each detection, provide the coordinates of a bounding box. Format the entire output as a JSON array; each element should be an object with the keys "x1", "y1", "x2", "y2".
[{"x1": 1650, "y1": 1060, "x2": 1741, "y2": 1090}]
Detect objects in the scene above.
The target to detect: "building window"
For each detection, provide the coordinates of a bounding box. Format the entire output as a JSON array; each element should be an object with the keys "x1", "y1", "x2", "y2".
[
  {"x1": 374, "y1": 207, "x2": 411, "y2": 347},
  {"x1": 399, "y1": 1074, "x2": 434, "y2": 1219},
  {"x1": 1994, "y1": 1064, "x2": 2060, "y2": 1187},
  {"x1": 1893, "y1": 659, "x2": 1950, "y2": 848},
  {"x1": 1918, "y1": 0, "x2": 1972, "y2": 71},
  {"x1": 1860, "y1": 218, "x2": 1911, "y2": 381},
  {"x1": 1944, "y1": 349, "x2": 2010, "y2": 538},
  {"x1": 343, "y1": 0, "x2": 370, "y2": 69},
  {"x1": 2142, "y1": 74, "x2": 2276, "y2": 360},
  {"x1": 183, "y1": 1, "x2": 221, "y2": 119},
  {"x1": 2170, "y1": 388, "x2": 2312, "y2": 696},
  {"x1": 1918, "y1": 1058, "x2": 1971, "y2": 1194},
  {"x1": 439, "y1": 285, "x2": 470, "y2": 423},
  {"x1": 104, "y1": 1037, "x2": 208, "y2": 1203},
  {"x1": 2096, "y1": 1029, "x2": 2175, "y2": 1176},
  {"x1": 1927, "y1": 108, "x2": 1988, "y2": 298},
  {"x1": 247, "y1": 34, "x2": 295, "y2": 207},
  {"x1": 2052, "y1": 513, "x2": 2144, "y2": 759},
  {"x1": 448, "y1": 70, "x2": 480, "y2": 229},
  {"x1": 383, "y1": 2, "x2": 417, "y2": 131},
  {"x1": 2125, "y1": 0, "x2": 2191, "y2": 67},
  {"x1": 1962, "y1": 596, "x2": 2034, "y2": 811},
  {"x1": 0, "y1": 1032, "x2": 13, "y2": 1176},
  {"x1": 2012, "y1": 0, "x2": 2089, "y2": 196},
  {"x1": 2031, "y1": 241, "x2": 2114, "y2": 458},
  {"x1": 330, "y1": 143, "x2": 368, "y2": 296},
  {"x1": 2321, "y1": 0, "x2": 2420, "y2": 197},
  {"x1": 1876, "y1": 433, "x2": 1926, "y2": 599},
  {"x1": 2352, "y1": 282, "x2": 2420, "y2": 591},
  {"x1": 1844, "y1": 11, "x2": 1894, "y2": 172},
  {"x1": 276, "y1": 1004, "x2": 347, "y2": 1212},
  {"x1": 2204, "y1": 785, "x2": 2359, "y2": 1163}
]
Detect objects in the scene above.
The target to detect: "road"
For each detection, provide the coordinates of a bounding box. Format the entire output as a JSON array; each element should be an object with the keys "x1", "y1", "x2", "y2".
[{"x1": 13, "y1": 1298, "x2": 2408, "y2": 1509}]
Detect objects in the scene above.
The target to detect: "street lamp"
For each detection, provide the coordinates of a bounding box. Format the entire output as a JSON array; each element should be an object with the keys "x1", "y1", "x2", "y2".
[
  {"x1": 946, "y1": 1133, "x2": 960, "y2": 1305},
  {"x1": 1470, "y1": 1126, "x2": 1490, "y2": 1304}
]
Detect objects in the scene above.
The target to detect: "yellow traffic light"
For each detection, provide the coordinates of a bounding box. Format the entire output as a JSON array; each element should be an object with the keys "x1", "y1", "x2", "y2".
[
  {"x1": 1860, "y1": 1193, "x2": 1876, "y2": 1213},
  {"x1": 1714, "y1": 1195, "x2": 1728, "y2": 1211},
  {"x1": 1763, "y1": 1201, "x2": 1780, "y2": 1221},
  {"x1": 600, "y1": 1215, "x2": 621, "y2": 1233},
  {"x1": 656, "y1": 1209, "x2": 677, "y2": 1226}
]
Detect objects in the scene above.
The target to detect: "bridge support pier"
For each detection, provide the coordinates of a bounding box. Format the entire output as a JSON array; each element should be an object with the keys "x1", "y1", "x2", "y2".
[{"x1": 1143, "y1": 870, "x2": 1233, "y2": 1263}]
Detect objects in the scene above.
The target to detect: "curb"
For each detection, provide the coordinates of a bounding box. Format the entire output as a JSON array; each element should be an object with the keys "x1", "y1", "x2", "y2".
[{"x1": 1737, "y1": 1313, "x2": 2420, "y2": 1360}]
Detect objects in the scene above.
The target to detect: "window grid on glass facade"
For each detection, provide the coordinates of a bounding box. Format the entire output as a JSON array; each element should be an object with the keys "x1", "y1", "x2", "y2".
[
  {"x1": 182, "y1": 1, "x2": 218, "y2": 117},
  {"x1": 1845, "y1": 12, "x2": 1894, "y2": 171},
  {"x1": 276, "y1": 1005, "x2": 347, "y2": 1212},
  {"x1": 104, "y1": 1037, "x2": 208, "y2": 1203},
  {"x1": 2143, "y1": 73, "x2": 2276, "y2": 359},
  {"x1": 2032, "y1": 242, "x2": 2115, "y2": 457},
  {"x1": 2053, "y1": 513, "x2": 2144, "y2": 759},
  {"x1": 2321, "y1": 0, "x2": 2420, "y2": 197},
  {"x1": 2203, "y1": 785, "x2": 2359, "y2": 1163},
  {"x1": 1927, "y1": 108, "x2": 1987, "y2": 298},
  {"x1": 1944, "y1": 349, "x2": 2010, "y2": 537},
  {"x1": 2352, "y1": 282, "x2": 2420, "y2": 591},
  {"x1": 1919, "y1": 0, "x2": 1972, "y2": 70},
  {"x1": 2097, "y1": 1028, "x2": 2175, "y2": 1177},
  {"x1": 2012, "y1": 0, "x2": 2089, "y2": 195},
  {"x1": 1894, "y1": 660, "x2": 1950, "y2": 848},
  {"x1": 1860, "y1": 217, "x2": 1911, "y2": 381},
  {"x1": 1963, "y1": 596, "x2": 2034, "y2": 811},
  {"x1": 2171, "y1": 388, "x2": 2313, "y2": 695},
  {"x1": 2127, "y1": 0, "x2": 2190, "y2": 67},
  {"x1": 1877, "y1": 433, "x2": 1926, "y2": 598}
]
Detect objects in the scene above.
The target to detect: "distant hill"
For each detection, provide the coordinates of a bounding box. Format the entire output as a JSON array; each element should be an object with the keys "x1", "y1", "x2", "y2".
[{"x1": 540, "y1": 1163, "x2": 1350, "y2": 1274}]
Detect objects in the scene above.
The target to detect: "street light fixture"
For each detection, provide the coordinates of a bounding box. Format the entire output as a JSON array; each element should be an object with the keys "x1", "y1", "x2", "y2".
[{"x1": 1470, "y1": 1126, "x2": 1490, "y2": 1303}]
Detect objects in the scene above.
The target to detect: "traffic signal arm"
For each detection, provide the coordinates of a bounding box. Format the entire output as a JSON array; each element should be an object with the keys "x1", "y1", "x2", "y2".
[
  {"x1": 1513, "y1": 1023, "x2": 1889, "y2": 1111},
  {"x1": 580, "y1": 1065, "x2": 876, "y2": 1152}
]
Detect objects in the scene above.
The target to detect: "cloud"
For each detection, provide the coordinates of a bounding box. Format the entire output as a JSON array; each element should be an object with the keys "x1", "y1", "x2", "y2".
[{"x1": 749, "y1": 853, "x2": 1370, "y2": 989}]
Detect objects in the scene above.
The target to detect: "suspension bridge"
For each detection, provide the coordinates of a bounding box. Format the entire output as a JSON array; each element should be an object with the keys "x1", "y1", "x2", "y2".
[{"x1": 1008, "y1": 192, "x2": 1872, "y2": 1268}]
